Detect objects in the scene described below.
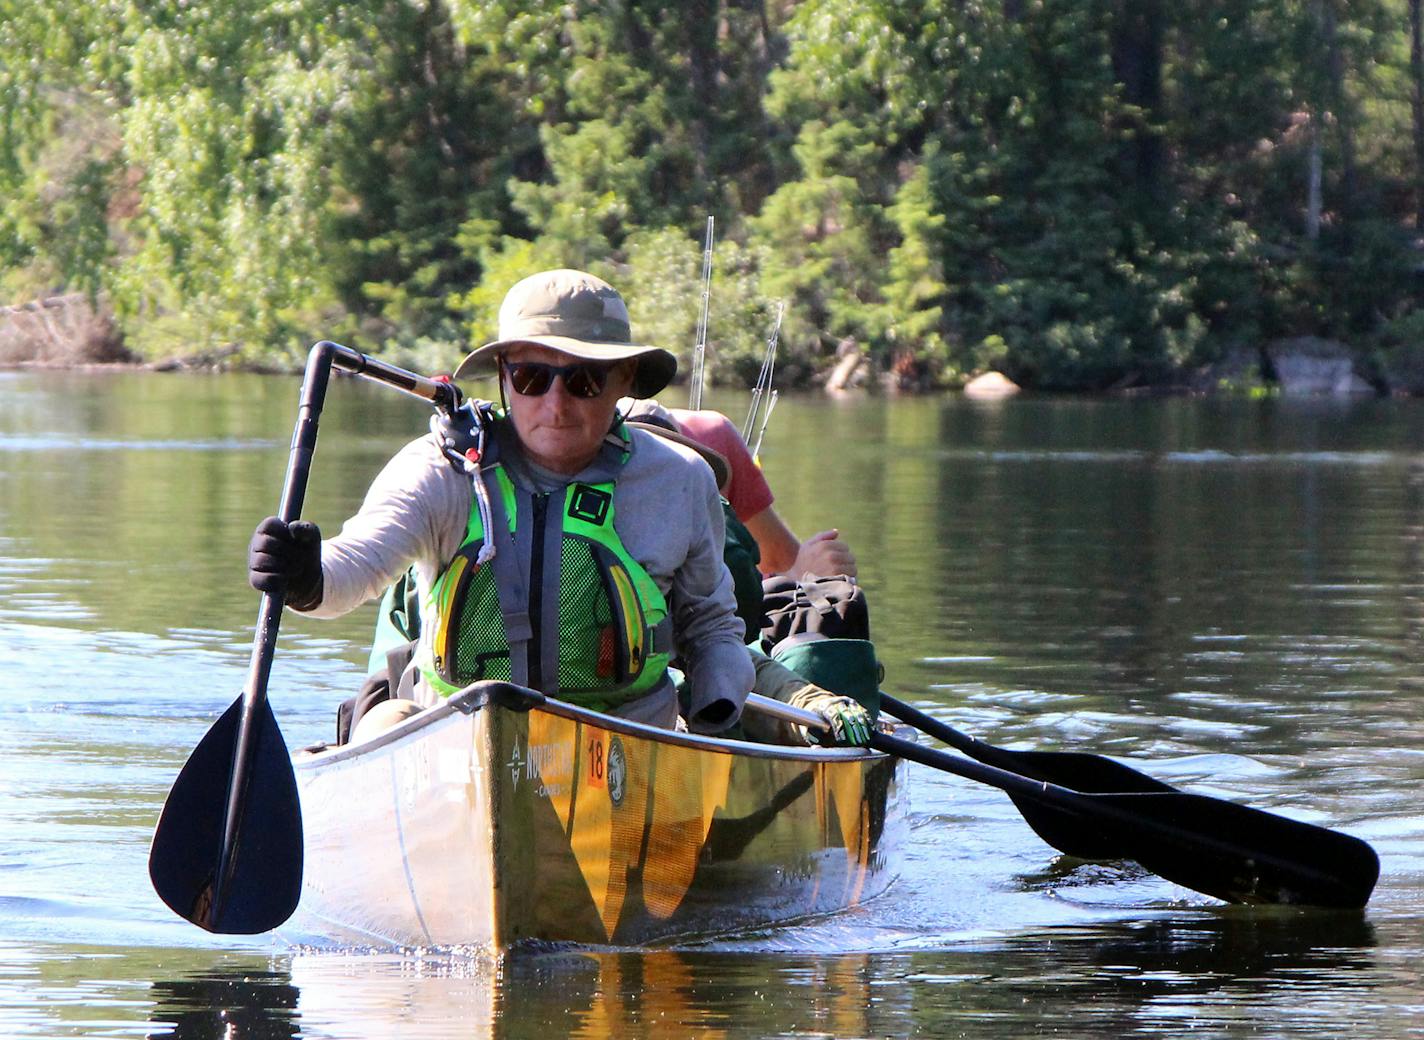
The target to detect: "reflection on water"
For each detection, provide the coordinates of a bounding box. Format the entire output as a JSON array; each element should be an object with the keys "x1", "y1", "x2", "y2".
[
  {"x1": 118, "y1": 913, "x2": 1392, "y2": 1040},
  {"x1": 2, "y1": 374, "x2": 1423, "y2": 1037},
  {"x1": 147, "y1": 969, "x2": 300, "y2": 1040}
]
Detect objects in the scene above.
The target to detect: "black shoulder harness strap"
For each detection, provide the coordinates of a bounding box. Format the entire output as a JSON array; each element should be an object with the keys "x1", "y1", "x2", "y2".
[{"x1": 434, "y1": 398, "x2": 500, "y2": 473}]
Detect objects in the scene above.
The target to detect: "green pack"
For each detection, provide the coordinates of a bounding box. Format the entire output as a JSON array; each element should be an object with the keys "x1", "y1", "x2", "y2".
[{"x1": 771, "y1": 637, "x2": 882, "y2": 722}]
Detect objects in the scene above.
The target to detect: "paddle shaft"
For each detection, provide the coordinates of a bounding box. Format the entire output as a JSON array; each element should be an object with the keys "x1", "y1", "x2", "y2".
[
  {"x1": 876, "y1": 692, "x2": 1175, "y2": 794},
  {"x1": 878, "y1": 692, "x2": 1026, "y2": 762},
  {"x1": 746, "y1": 694, "x2": 1109, "y2": 802},
  {"x1": 320, "y1": 341, "x2": 464, "y2": 408},
  {"x1": 748, "y1": 694, "x2": 1112, "y2": 802},
  {"x1": 209, "y1": 342, "x2": 459, "y2": 924}
]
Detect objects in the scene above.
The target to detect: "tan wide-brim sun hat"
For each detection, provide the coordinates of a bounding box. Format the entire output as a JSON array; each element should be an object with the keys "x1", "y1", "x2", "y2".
[{"x1": 454, "y1": 269, "x2": 678, "y2": 399}]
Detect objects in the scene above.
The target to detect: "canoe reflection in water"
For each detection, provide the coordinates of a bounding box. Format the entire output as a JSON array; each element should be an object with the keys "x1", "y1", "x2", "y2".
[
  {"x1": 149, "y1": 912, "x2": 1380, "y2": 1040},
  {"x1": 288, "y1": 948, "x2": 902, "y2": 1040},
  {"x1": 144, "y1": 952, "x2": 895, "y2": 1040}
]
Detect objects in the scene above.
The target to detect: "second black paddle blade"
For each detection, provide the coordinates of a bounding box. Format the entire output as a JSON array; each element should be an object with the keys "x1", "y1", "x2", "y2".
[
  {"x1": 149, "y1": 697, "x2": 304, "y2": 934},
  {"x1": 1090, "y1": 791, "x2": 1381, "y2": 909},
  {"x1": 1009, "y1": 793, "x2": 1127, "y2": 861}
]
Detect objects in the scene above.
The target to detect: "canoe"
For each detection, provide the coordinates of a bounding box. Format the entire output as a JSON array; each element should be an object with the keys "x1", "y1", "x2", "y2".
[{"x1": 292, "y1": 681, "x2": 908, "y2": 949}]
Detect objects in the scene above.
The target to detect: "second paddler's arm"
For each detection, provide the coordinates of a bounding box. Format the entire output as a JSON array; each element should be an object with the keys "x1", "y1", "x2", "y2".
[
  {"x1": 738, "y1": 648, "x2": 811, "y2": 745},
  {"x1": 740, "y1": 645, "x2": 874, "y2": 748}
]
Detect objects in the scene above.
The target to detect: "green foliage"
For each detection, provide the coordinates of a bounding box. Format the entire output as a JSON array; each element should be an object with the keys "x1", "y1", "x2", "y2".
[
  {"x1": 1372, "y1": 305, "x2": 1424, "y2": 393},
  {"x1": 619, "y1": 227, "x2": 777, "y2": 390},
  {"x1": 2, "y1": 0, "x2": 1423, "y2": 389},
  {"x1": 114, "y1": 2, "x2": 368, "y2": 359},
  {"x1": 752, "y1": 120, "x2": 891, "y2": 369},
  {"x1": 0, "y1": 0, "x2": 129, "y2": 300},
  {"x1": 450, "y1": 235, "x2": 564, "y2": 350},
  {"x1": 322, "y1": 1, "x2": 515, "y2": 353}
]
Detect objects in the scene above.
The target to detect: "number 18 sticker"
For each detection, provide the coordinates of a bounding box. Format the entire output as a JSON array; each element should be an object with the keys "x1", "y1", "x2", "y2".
[
  {"x1": 585, "y1": 729, "x2": 608, "y2": 789},
  {"x1": 585, "y1": 729, "x2": 627, "y2": 807}
]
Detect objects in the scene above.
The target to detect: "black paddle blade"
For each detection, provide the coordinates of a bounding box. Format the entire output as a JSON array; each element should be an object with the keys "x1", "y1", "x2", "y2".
[
  {"x1": 1008, "y1": 794, "x2": 1130, "y2": 862},
  {"x1": 988, "y1": 749, "x2": 1177, "y2": 860},
  {"x1": 975, "y1": 746, "x2": 1178, "y2": 795},
  {"x1": 876, "y1": 693, "x2": 1174, "y2": 858},
  {"x1": 149, "y1": 697, "x2": 303, "y2": 933},
  {"x1": 870, "y1": 730, "x2": 1379, "y2": 908},
  {"x1": 1076, "y1": 790, "x2": 1380, "y2": 909}
]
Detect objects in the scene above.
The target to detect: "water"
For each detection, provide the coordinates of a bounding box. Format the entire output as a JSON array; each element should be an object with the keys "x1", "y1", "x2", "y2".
[{"x1": 2, "y1": 370, "x2": 1421, "y2": 1037}]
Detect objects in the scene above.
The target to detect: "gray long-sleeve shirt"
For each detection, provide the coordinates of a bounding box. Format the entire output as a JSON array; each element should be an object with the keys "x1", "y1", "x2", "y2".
[{"x1": 307, "y1": 423, "x2": 753, "y2": 732}]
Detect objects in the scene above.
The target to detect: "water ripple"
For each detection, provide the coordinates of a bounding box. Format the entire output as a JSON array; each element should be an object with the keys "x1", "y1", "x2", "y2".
[{"x1": 0, "y1": 433, "x2": 277, "y2": 452}]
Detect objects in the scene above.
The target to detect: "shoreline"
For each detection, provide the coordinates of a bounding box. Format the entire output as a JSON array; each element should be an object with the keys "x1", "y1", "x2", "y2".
[{"x1": 0, "y1": 347, "x2": 1405, "y2": 399}]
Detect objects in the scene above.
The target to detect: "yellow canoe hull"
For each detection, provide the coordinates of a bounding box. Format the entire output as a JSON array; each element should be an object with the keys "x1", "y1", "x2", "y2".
[{"x1": 293, "y1": 683, "x2": 907, "y2": 949}]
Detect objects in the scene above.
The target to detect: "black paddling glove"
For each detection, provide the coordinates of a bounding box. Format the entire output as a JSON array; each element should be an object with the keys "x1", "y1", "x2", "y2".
[{"x1": 248, "y1": 516, "x2": 324, "y2": 611}]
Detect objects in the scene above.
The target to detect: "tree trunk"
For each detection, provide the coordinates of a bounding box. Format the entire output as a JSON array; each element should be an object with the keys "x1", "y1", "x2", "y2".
[
  {"x1": 1319, "y1": 0, "x2": 1357, "y2": 217},
  {"x1": 1307, "y1": 117, "x2": 1323, "y2": 241},
  {"x1": 684, "y1": 0, "x2": 720, "y2": 189},
  {"x1": 1111, "y1": 0, "x2": 1164, "y2": 204},
  {"x1": 1411, "y1": 0, "x2": 1424, "y2": 228}
]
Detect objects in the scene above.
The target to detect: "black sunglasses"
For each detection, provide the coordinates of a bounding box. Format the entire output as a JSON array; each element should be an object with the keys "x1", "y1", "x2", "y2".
[{"x1": 502, "y1": 359, "x2": 616, "y2": 399}]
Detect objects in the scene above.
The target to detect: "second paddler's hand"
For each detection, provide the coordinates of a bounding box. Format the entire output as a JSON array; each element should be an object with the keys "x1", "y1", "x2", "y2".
[
  {"x1": 791, "y1": 529, "x2": 857, "y2": 581},
  {"x1": 802, "y1": 692, "x2": 873, "y2": 747},
  {"x1": 248, "y1": 516, "x2": 324, "y2": 610}
]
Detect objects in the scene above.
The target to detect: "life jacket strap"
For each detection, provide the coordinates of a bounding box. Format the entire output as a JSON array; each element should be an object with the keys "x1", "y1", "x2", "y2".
[{"x1": 649, "y1": 615, "x2": 674, "y2": 655}]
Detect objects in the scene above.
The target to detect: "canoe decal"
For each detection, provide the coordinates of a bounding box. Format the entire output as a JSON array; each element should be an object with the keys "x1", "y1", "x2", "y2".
[
  {"x1": 606, "y1": 736, "x2": 627, "y2": 807},
  {"x1": 505, "y1": 733, "x2": 572, "y2": 799}
]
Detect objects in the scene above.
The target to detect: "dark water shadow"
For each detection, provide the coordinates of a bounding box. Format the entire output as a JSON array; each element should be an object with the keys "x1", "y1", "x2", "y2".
[
  {"x1": 145, "y1": 967, "x2": 300, "y2": 1040},
  {"x1": 899, "y1": 908, "x2": 1383, "y2": 1038}
]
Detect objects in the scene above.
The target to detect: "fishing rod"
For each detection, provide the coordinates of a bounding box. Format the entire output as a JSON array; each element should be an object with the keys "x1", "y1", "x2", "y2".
[
  {"x1": 749, "y1": 390, "x2": 779, "y2": 461},
  {"x1": 688, "y1": 215, "x2": 714, "y2": 410},
  {"x1": 742, "y1": 300, "x2": 784, "y2": 445}
]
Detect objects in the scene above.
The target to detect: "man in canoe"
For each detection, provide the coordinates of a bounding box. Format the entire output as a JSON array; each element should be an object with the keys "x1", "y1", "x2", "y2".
[
  {"x1": 349, "y1": 389, "x2": 874, "y2": 747},
  {"x1": 248, "y1": 268, "x2": 753, "y2": 733}
]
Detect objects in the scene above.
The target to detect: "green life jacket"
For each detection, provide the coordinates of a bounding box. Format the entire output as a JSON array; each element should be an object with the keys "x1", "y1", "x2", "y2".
[
  {"x1": 371, "y1": 498, "x2": 758, "y2": 672},
  {"x1": 415, "y1": 433, "x2": 672, "y2": 712},
  {"x1": 367, "y1": 569, "x2": 420, "y2": 675}
]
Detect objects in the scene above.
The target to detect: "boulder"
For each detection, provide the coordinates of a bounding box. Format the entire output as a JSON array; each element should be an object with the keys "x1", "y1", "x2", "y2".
[
  {"x1": 1265, "y1": 337, "x2": 1375, "y2": 396},
  {"x1": 963, "y1": 371, "x2": 1021, "y2": 398}
]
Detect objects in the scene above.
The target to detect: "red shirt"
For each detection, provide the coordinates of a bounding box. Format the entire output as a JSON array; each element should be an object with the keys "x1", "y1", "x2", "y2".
[{"x1": 670, "y1": 409, "x2": 774, "y2": 523}]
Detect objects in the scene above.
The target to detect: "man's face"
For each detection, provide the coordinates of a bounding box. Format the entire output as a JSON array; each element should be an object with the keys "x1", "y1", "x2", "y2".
[{"x1": 501, "y1": 344, "x2": 636, "y2": 475}]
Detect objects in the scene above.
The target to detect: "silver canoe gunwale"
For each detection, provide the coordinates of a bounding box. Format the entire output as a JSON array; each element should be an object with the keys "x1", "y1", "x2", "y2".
[{"x1": 293, "y1": 680, "x2": 885, "y2": 771}]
